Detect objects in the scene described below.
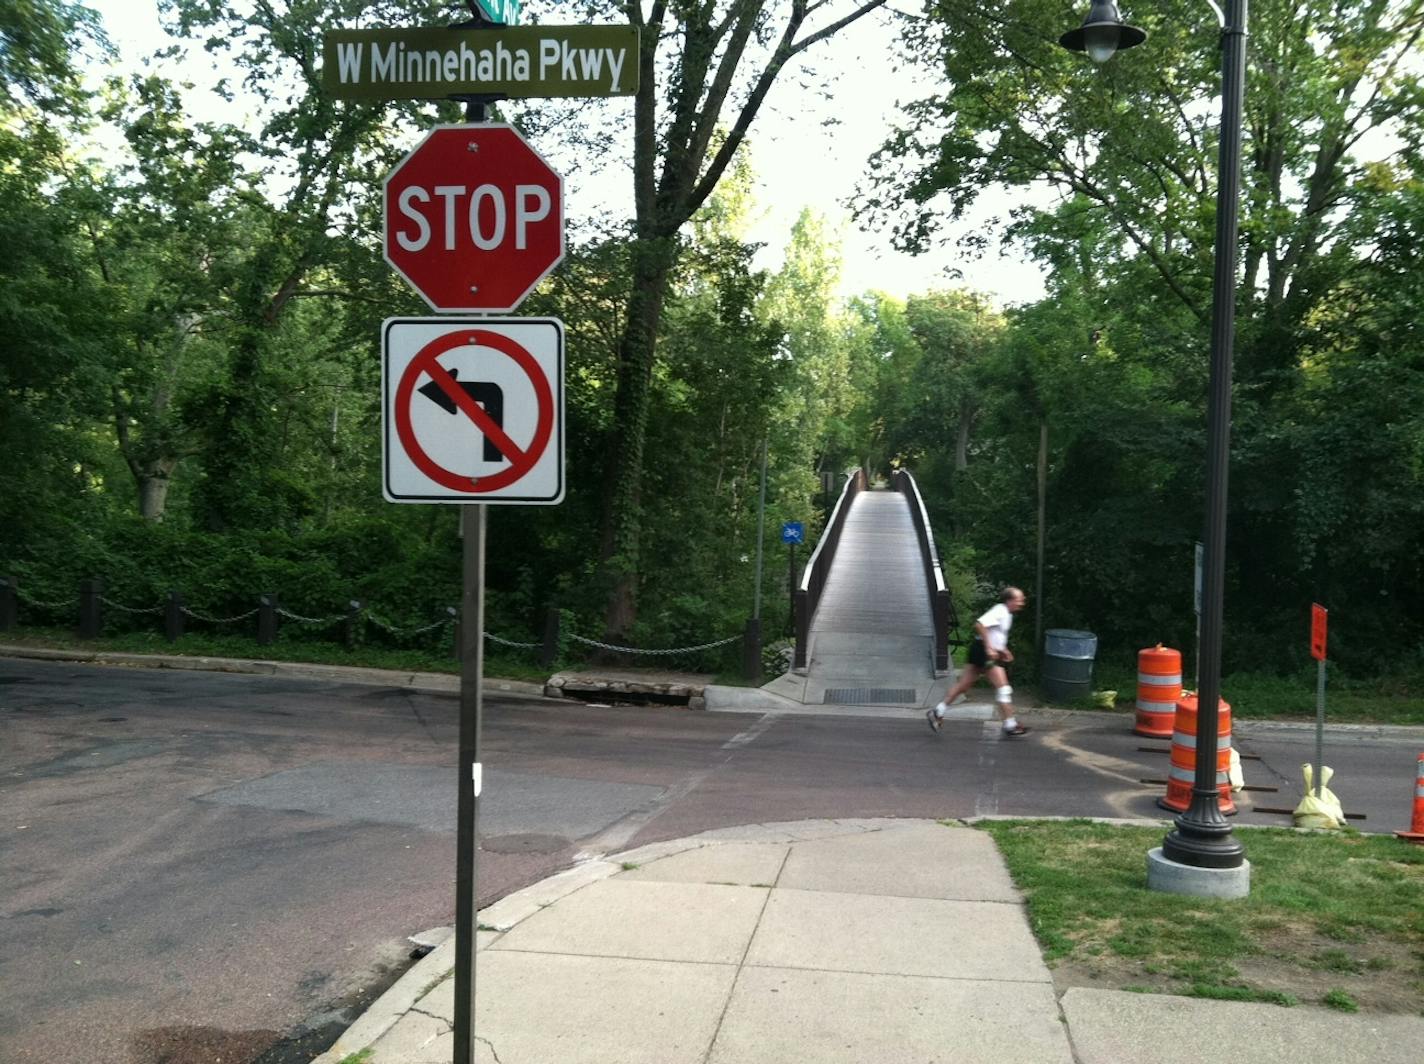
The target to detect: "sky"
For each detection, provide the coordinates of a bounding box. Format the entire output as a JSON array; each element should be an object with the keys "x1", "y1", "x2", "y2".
[{"x1": 84, "y1": 0, "x2": 1049, "y2": 307}]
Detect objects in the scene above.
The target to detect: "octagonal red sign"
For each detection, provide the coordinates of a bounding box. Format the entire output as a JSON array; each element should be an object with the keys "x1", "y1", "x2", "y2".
[{"x1": 383, "y1": 124, "x2": 564, "y2": 313}]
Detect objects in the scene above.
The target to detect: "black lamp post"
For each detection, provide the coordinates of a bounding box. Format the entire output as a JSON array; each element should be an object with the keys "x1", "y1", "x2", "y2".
[{"x1": 1061, "y1": 0, "x2": 1246, "y2": 870}]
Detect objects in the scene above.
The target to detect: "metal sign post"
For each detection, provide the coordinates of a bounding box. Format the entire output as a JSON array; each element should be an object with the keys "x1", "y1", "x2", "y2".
[
  {"x1": 454, "y1": 504, "x2": 485, "y2": 1063},
  {"x1": 781, "y1": 522, "x2": 804, "y2": 625},
  {"x1": 1311, "y1": 603, "x2": 1328, "y2": 797},
  {"x1": 1193, "y1": 541, "x2": 1203, "y2": 690},
  {"x1": 752, "y1": 437, "x2": 767, "y2": 621},
  {"x1": 364, "y1": 45, "x2": 594, "y2": 1064}
]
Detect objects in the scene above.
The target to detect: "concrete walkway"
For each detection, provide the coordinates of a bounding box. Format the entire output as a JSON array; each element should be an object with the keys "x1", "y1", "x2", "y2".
[
  {"x1": 764, "y1": 490, "x2": 948, "y2": 711},
  {"x1": 314, "y1": 819, "x2": 1424, "y2": 1064}
]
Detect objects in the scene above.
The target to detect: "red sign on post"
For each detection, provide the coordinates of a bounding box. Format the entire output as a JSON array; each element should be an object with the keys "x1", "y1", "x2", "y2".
[
  {"x1": 1310, "y1": 603, "x2": 1328, "y2": 661},
  {"x1": 384, "y1": 124, "x2": 564, "y2": 313}
]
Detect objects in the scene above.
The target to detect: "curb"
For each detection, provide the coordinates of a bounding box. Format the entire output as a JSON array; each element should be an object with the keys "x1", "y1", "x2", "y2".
[{"x1": 0, "y1": 645, "x2": 551, "y2": 702}]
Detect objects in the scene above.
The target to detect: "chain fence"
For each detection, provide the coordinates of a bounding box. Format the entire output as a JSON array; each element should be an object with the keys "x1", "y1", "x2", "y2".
[
  {"x1": 364, "y1": 611, "x2": 457, "y2": 638},
  {"x1": 101, "y1": 597, "x2": 164, "y2": 616},
  {"x1": 3, "y1": 578, "x2": 749, "y2": 666},
  {"x1": 486, "y1": 632, "x2": 539, "y2": 649},
  {"x1": 181, "y1": 606, "x2": 260, "y2": 624},
  {"x1": 276, "y1": 607, "x2": 346, "y2": 626},
  {"x1": 569, "y1": 633, "x2": 740, "y2": 656}
]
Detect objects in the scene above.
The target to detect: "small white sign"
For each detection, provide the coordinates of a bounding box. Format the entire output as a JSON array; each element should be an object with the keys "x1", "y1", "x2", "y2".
[{"x1": 382, "y1": 317, "x2": 564, "y2": 504}]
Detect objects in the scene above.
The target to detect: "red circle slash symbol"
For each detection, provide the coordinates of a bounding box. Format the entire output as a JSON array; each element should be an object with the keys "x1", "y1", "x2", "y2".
[{"x1": 394, "y1": 330, "x2": 554, "y2": 494}]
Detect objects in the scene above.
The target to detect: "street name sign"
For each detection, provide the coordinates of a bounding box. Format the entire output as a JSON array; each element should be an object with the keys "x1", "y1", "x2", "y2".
[
  {"x1": 474, "y1": 0, "x2": 521, "y2": 27},
  {"x1": 382, "y1": 317, "x2": 564, "y2": 504},
  {"x1": 384, "y1": 124, "x2": 563, "y2": 313},
  {"x1": 323, "y1": 25, "x2": 638, "y2": 100}
]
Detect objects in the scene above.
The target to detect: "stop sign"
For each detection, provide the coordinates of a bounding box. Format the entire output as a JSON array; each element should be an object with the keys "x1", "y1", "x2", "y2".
[{"x1": 383, "y1": 124, "x2": 564, "y2": 313}]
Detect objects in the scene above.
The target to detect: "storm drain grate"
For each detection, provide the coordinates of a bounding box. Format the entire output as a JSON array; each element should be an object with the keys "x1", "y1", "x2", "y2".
[{"x1": 822, "y1": 688, "x2": 918, "y2": 705}]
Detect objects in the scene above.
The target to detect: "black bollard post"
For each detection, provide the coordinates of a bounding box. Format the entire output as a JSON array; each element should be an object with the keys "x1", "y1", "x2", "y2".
[
  {"x1": 257, "y1": 593, "x2": 279, "y2": 645},
  {"x1": 78, "y1": 578, "x2": 103, "y2": 639},
  {"x1": 540, "y1": 606, "x2": 561, "y2": 669},
  {"x1": 343, "y1": 600, "x2": 363, "y2": 649},
  {"x1": 743, "y1": 616, "x2": 762, "y2": 683},
  {"x1": 0, "y1": 575, "x2": 16, "y2": 632},
  {"x1": 165, "y1": 590, "x2": 184, "y2": 643}
]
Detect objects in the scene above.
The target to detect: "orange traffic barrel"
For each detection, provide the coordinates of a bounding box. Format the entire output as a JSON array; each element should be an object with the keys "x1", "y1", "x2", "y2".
[
  {"x1": 1135, "y1": 644, "x2": 1181, "y2": 738},
  {"x1": 1395, "y1": 753, "x2": 1424, "y2": 843},
  {"x1": 1157, "y1": 694, "x2": 1235, "y2": 815}
]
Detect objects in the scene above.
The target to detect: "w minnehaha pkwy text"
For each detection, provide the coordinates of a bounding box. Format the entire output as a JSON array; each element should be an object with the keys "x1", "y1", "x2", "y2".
[{"x1": 323, "y1": 26, "x2": 638, "y2": 100}]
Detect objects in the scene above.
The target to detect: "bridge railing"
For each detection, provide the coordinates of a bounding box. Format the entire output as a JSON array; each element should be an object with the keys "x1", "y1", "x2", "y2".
[
  {"x1": 793, "y1": 468, "x2": 867, "y2": 671},
  {"x1": 893, "y1": 468, "x2": 954, "y2": 674}
]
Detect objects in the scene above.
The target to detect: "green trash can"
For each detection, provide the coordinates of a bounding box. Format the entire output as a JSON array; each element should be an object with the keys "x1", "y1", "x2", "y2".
[{"x1": 1042, "y1": 629, "x2": 1097, "y2": 704}]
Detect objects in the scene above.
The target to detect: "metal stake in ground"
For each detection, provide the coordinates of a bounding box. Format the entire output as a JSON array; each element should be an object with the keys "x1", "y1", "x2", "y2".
[{"x1": 1311, "y1": 603, "x2": 1328, "y2": 797}]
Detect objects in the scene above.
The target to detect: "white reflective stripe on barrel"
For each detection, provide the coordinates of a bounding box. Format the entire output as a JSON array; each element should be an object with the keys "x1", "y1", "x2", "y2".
[
  {"x1": 1169, "y1": 764, "x2": 1230, "y2": 784},
  {"x1": 1138, "y1": 673, "x2": 1182, "y2": 686},
  {"x1": 1136, "y1": 699, "x2": 1177, "y2": 713},
  {"x1": 1416, "y1": 784, "x2": 1424, "y2": 797},
  {"x1": 1171, "y1": 731, "x2": 1232, "y2": 751}
]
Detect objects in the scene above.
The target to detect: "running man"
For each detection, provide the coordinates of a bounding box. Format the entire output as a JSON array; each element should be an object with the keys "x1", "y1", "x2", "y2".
[{"x1": 927, "y1": 586, "x2": 1030, "y2": 737}]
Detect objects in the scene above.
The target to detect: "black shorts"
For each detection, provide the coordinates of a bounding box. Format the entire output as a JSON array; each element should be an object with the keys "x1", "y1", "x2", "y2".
[{"x1": 969, "y1": 639, "x2": 990, "y2": 669}]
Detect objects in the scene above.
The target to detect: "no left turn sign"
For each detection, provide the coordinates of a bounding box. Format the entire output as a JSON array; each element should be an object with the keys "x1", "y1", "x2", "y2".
[{"x1": 383, "y1": 317, "x2": 564, "y2": 504}]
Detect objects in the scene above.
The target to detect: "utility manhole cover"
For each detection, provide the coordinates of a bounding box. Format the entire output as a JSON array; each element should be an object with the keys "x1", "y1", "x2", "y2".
[{"x1": 822, "y1": 688, "x2": 918, "y2": 705}]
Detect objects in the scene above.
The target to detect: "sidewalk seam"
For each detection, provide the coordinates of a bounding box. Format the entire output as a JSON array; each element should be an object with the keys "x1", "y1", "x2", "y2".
[
  {"x1": 485, "y1": 947, "x2": 741, "y2": 968},
  {"x1": 1055, "y1": 988, "x2": 1088, "y2": 1064},
  {"x1": 698, "y1": 844, "x2": 792, "y2": 1064},
  {"x1": 738, "y1": 963, "x2": 1054, "y2": 984}
]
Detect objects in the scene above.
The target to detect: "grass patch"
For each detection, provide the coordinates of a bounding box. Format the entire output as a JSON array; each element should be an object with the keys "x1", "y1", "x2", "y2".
[
  {"x1": 976, "y1": 819, "x2": 1424, "y2": 1012},
  {"x1": 1188, "y1": 984, "x2": 1297, "y2": 1006},
  {"x1": 337, "y1": 1051, "x2": 373, "y2": 1064},
  {"x1": 1324, "y1": 989, "x2": 1360, "y2": 1012}
]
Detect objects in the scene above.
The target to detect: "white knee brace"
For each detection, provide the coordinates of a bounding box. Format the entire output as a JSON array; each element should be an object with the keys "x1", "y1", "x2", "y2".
[{"x1": 996, "y1": 684, "x2": 1013, "y2": 704}]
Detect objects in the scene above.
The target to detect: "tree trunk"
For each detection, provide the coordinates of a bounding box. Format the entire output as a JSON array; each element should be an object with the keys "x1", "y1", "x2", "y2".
[
  {"x1": 954, "y1": 398, "x2": 973, "y2": 470},
  {"x1": 136, "y1": 465, "x2": 175, "y2": 521},
  {"x1": 598, "y1": 238, "x2": 676, "y2": 639}
]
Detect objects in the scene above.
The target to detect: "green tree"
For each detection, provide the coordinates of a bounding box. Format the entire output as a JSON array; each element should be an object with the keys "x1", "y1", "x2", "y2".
[
  {"x1": 161, "y1": 0, "x2": 426, "y2": 530},
  {"x1": 0, "y1": 0, "x2": 113, "y2": 556},
  {"x1": 593, "y1": 0, "x2": 891, "y2": 638}
]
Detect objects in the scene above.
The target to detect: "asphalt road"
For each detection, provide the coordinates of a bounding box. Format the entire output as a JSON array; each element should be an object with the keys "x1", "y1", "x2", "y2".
[{"x1": 2, "y1": 656, "x2": 1419, "y2": 1063}]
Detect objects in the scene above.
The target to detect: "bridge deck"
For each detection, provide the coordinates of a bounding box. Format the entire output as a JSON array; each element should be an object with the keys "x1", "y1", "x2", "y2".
[
  {"x1": 809, "y1": 490, "x2": 933, "y2": 641},
  {"x1": 766, "y1": 489, "x2": 962, "y2": 710}
]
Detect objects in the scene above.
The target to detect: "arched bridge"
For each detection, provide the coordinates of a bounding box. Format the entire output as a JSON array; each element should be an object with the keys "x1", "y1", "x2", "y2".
[{"x1": 761, "y1": 470, "x2": 965, "y2": 711}]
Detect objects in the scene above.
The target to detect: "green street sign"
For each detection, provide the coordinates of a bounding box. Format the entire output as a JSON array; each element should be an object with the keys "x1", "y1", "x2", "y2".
[
  {"x1": 474, "y1": 0, "x2": 520, "y2": 26},
  {"x1": 323, "y1": 25, "x2": 639, "y2": 101}
]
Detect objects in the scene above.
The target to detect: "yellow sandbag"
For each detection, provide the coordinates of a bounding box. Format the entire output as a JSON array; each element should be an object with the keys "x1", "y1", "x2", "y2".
[{"x1": 1293, "y1": 763, "x2": 1344, "y2": 829}]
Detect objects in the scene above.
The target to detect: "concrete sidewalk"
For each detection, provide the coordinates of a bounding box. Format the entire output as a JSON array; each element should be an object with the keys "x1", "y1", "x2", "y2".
[{"x1": 314, "y1": 819, "x2": 1424, "y2": 1064}]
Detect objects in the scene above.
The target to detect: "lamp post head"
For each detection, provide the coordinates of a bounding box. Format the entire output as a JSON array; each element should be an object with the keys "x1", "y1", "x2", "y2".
[{"x1": 1060, "y1": 0, "x2": 1147, "y2": 63}]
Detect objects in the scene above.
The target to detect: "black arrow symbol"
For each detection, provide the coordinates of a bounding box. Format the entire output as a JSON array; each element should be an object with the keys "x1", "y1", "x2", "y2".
[{"x1": 419, "y1": 370, "x2": 506, "y2": 462}]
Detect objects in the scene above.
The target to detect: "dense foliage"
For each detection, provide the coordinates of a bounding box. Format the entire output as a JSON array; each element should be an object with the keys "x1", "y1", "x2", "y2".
[{"x1": 3, "y1": 0, "x2": 1422, "y2": 681}]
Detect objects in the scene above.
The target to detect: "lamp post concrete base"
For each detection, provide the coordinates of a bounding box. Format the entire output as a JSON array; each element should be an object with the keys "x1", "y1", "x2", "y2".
[{"x1": 1146, "y1": 847, "x2": 1251, "y2": 899}]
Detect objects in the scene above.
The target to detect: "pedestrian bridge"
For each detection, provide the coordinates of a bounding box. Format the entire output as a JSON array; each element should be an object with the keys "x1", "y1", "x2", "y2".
[{"x1": 759, "y1": 470, "x2": 965, "y2": 711}]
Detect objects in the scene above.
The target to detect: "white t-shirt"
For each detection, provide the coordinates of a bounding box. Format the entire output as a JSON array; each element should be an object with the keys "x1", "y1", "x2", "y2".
[{"x1": 977, "y1": 603, "x2": 1014, "y2": 652}]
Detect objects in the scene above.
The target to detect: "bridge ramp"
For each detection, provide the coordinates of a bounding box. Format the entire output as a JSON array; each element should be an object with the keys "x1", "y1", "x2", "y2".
[{"x1": 766, "y1": 490, "x2": 955, "y2": 710}]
